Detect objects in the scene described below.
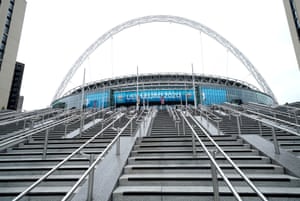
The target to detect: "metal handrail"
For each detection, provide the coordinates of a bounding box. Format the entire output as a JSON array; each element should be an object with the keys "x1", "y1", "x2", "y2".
[
  {"x1": 167, "y1": 105, "x2": 180, "y2": 121},
  {"x1": 195, "y1": 105, "x2": 220, "y2": 120},
  {"x1": 0, "y1": 108, "x2": 63, "y2": 125},
  {"x1": 184, "y1": 111, "x2": 268, "y2": 201},
  {"x1": 12, "y1": 112, "x2": 125, "y2": 201},
  {"x1": 180, "y1": 111, "x2": 243, "y2": 201},
  {"x1": 61, "y1": 112, "x2": 138, "y2": 201},
  {"x1": 173, "y1": 107, "x2": 181, "y2": 121},
  {"x1": 221, "y1": 104, "x2": 300, "y2": 137},
  {"x1": 167, "y1": 106, "x2": 176, "y2": 121},
  {"x1": 248, "y1": 102, "x2": 299, "y2": 117},
  {"x1": 0, "y1": 114, "x2": 80, "y2": 151},
  {"x1": 136, "y1": 109, "x2": 146, "y2": 122},
  {"x1": 198, "y1": 108, "x2": 222, "y2": 122},
  {"x1": 244, "y1": 109, "x2": 300, "y2": 130},
  {"x1": 278, "y1": 104, "x2": 300, "y2": 114},
  {"x1": 0, "y1": 108, "x2": 109, "y2": 148},
  {"x1": 0, "y1": 110, "x2": 76, "y2": 142},
  {"x1": 0, "y1": 110, "x2": 17, "y2": 117},
  {"x1": 244, "y1": 102, "x2": 299, "y2": 124}
]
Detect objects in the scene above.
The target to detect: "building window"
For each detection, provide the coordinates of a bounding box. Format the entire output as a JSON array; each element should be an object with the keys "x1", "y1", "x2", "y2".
[
  {"x1": 0, "y1": 0, "x2": 15, "y2": 70},
  {"x1": 290, "y1": 0, "x2": 300, "y2": 40}
]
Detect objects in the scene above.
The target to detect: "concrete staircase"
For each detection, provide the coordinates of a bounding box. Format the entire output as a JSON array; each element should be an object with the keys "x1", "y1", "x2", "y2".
[
  {"x1": 113, "y1": 109, "x2": 300, "y2": 201},
  {"x1": 0, "y1": 109, "x2": 138, "y2": 201},
  {"x1": 212, "y1": 106, "x2": 300, "y2": 159}
]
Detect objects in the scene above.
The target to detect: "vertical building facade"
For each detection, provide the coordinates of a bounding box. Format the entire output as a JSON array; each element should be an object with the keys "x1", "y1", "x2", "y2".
[
  {"x1": 283, "y1": 0, "x2": 300, "y2": 70},
  {"x1": 0, "y1": 0, "x2": 26, "y2": 110}
]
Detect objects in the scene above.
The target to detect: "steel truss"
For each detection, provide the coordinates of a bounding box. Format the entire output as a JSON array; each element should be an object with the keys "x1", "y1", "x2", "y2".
[{"x1": 53, "y1": 15, "x2": 277, "y2": 103}]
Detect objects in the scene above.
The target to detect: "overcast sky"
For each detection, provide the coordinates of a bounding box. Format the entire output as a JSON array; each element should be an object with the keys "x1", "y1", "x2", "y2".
[{"x1": 17, "y1": 0, "x2": 300, "y2": 110}]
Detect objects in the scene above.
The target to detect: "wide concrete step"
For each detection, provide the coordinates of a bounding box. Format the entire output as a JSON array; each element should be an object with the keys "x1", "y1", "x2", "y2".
[
  {"x1": 128, "y1": 155, "x2": 270, "y2": 165},
  {"x1": 131, "y1": 148, "x2": 259, "y2": 156},
  {"x1": 119, "y1": 173, "x2": 300, "y2": 187},
  {"x1": 133, "y1": 144, "x2": 250, "y2": 150},
  {"x1": 113, "y1": 186, "x2": 300, "y2": 201},
  {"x1": 0, "y1": 186, "x2": 69, "y2": 201},
  {"x1": 135, "y1": 140, "x2": 244, "y2": 146},
  {"x1": 18, "y1": 142, "x2": 109, "y2": 148},
  {"x1": 0, "y1": 180, "x2": 76, "y2": 187},
  {"x1": 263, "y1": 136, "x2": 300, "y2": 140},
  {"x1": 141, "y1": 136, "x2": 239, "y2": 142},
  {"x1": 278, "y1": 143, "x2": 300, "y2": 149},
  {"x1": 10, "y1": 147, "x2": 105, "y2": 153},
  {"x1": 0, "y1": 149, "x2": 103, "y2": 156},
  {"x1": 24, "y1": 138, "x2": 113, "y2": 144},
  {"x1": 124, "y1": 164, "x2": 284, "y2": 174},
  {"x1": 0, "y1": 165, "x2": 88, "y2": 175},
  {"x1": 0, "y1": 158, "x2": 89, "y2": 166}
]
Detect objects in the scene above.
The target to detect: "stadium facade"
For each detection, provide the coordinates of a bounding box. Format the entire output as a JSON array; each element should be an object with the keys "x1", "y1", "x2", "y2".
[{"x1": 52, "y1": 73, "x2": 274, "y2": 109}]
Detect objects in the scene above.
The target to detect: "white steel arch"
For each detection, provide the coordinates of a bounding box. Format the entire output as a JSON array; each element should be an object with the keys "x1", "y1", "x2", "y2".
[{"x1": 53, "y1": 15, "x2": 277, "y2": 102}]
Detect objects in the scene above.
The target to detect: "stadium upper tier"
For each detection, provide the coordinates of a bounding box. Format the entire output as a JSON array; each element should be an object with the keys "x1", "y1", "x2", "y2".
[{"x1": 51, "y1": 73, "x2": 274, "y2": 109}]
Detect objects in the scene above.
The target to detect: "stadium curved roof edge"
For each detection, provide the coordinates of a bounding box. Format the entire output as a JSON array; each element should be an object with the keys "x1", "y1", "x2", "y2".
[{"x1": 58, "y1": 72, "x2": 262, "y2": 100}]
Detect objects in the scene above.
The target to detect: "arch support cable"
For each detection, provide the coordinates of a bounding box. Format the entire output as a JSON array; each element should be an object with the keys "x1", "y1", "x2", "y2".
[{"x1": 53, "y1": 15, "x2": 277, "y2": 103}]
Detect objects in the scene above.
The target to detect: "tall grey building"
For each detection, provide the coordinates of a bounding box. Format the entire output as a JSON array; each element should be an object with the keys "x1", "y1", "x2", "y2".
[
  {"x1": 283, "y1": 0, "x2": 300, "y2": 70},
  {"x1": 0, "y1": 0, "x2": 26, "y2": 110}
]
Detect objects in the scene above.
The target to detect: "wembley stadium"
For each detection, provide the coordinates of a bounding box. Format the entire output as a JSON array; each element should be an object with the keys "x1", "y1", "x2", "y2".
[
  {"x1": 50, "y1": 15, "x2": 277, "y2": 110},
  {"x1": 51, "y1": 73, "x2": 274, "y2": 109},
  {"x1": 1, "y1": 11, "x2": 300, "y2": 201}
]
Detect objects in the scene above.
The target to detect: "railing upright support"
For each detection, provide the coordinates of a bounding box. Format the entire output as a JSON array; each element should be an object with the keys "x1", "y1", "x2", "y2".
[
  {"x1": 206, "y1": 113, "x2": 209, "y2": 128},
  {"x1": 239, "y1": 116, "x2": 243, "y2": 126},
  {"x1": 216, "y1": 120, "x2": 220, "y2": 136},
  {"x1": 87, "y1": 154, "x2": 95, "y2": 201},
  {"x1": 130, "y1": 121, "x2": 133, "y2": 136},
  {"x1": 210, "y1": 150, "x2": 220, "y2": 201},
  {"x1": 80, "y1": 113, "x2": 84, "y2": 137},
  {"x1": 294, "y1": 111, "x2": 299, "y2": 133},
  {"x1": 192, "y1": 125, "x2": 196, "y2": 155},
  {"x1": 42, "y1": 129, "x2": 49, "y2": 160},
  {"x1": 23, "y1": 119, "x2": 26, "y2": 130},
  {"x1": 182, "y1": 118, "x2": 186, "y2": 136},
  {"x1": 64, "y1": 123, "x2": 68, "y2": 138},
  {"x1": 258, "y1": 121, "x2": 262, "y2": 136},
  {"x1": 115, "y1": 127, "x2": 121, "y2": 155},
  {"x1": 236, "y1": 115, "x2": 241, "y2": 135},
  {"x1": 271, "y1": 126, "x2": 280, "y2": 154},
  {"x1": 176, "y1": 121, "x2": 180, "y2": 136}
]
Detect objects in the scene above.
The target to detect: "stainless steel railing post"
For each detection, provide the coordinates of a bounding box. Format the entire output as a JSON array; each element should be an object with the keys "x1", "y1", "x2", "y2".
[
  {"x1": 64, "y1": 123, "x2": 68, "y2": 138},
  {"x1": 116, "y1": 128, "x2": 121, "y2": 156},
  {"x1": 79, "y1": 113, "x2": 84, "y2": 138},
  {"x1": 182, "y1": 117, "x2": 186, "y2": 136},
  {"x1": 206, "y1": 113, "x2": 209, "y2": 128},
  {"x1": 139, "y1": 121, "x2": 142, "y2": 139},
  {"x1": 258, "y1": 121, "x2": 263, "y2": 136},
  {"x1": 271, "y1": 126, "x2": 280, "y2": 154},
  {"x1": 210, "y1": 150, "x2": 220, "y2": 201},
  {"x1": 42, "y1": 129, "x2": 49, "y2": 160},
  {"x1": 87, "y1": 154, "x2": 95, "y2": 201},
  {"x1": 192, "y1": 125, "x2": 196, "y2": 155},
  {"x1": 236, "y1": 115, "x2": 241, "y2": 135},
  {"x1": 216, "y1": 120, "x2": 221, "y2": 136},
  {"x1": 239, "y1": 115, "x2": 243, "y2": 127},
  {"x1": 294, "y1": 111, "x2": 299, "y2": 133},
  {"x1": 130, "y1": 121, "x2": 133, "y2": 136},
  {"x1": 30, "y1": 119, "x2": 34, "y2": 129},
  {"x1": 176, "y1": 120, "x2": 180, "y2": 136},
  {"x1": 23, "y1": 119, "x2": 26, "y2": 130}
]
